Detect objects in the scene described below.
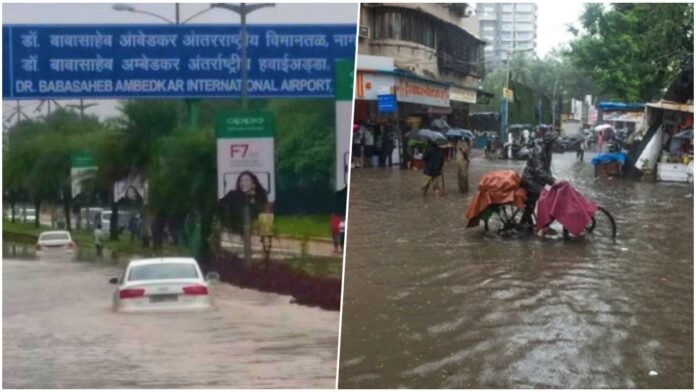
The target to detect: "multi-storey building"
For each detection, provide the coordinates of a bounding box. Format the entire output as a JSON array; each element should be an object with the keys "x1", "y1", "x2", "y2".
[
  {"x1": 355, "y1": 3, "x2": 486, "y2": 129},
  {"x1": 476, "y1": 3, "x2": 538, "y2": 71}
]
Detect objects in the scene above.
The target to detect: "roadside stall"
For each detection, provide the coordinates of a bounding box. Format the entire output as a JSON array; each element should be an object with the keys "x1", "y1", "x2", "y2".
[{"x1": 644, "y1": 101, "x2": 694, "y2": 183}]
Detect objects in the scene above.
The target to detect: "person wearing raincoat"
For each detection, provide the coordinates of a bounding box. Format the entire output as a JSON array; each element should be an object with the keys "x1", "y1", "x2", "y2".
[{"x1": 520, "y1": 131, "x2": 562, "y2": 230}]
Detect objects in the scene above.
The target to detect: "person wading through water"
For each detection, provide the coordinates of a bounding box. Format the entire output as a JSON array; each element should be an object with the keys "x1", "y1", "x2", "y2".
[
  {"x1": 456, "y1": 138, "x2": 471, "y2": 193},
  {"x1": 422, "y1": 141, "x2": 446, "y2": 197}
]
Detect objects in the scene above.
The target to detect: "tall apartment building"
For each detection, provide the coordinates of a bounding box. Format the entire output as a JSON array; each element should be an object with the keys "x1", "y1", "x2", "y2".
[{"x1": 476, "y1": 3, "x2": 538, "y2": 71}]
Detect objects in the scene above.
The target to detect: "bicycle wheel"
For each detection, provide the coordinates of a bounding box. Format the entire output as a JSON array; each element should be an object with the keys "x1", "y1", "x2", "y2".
[
  {"x1": 483, "y1": 205, "x2": 523, "y2": 234},
  {"x1": 563, "y1": 206, "x2": 616, "y2": 240}
]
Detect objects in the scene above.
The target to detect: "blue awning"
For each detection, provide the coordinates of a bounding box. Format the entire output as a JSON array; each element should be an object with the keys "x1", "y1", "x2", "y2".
[{"x1": 598, "y1": 102, "x2": 645, "y2": 111}]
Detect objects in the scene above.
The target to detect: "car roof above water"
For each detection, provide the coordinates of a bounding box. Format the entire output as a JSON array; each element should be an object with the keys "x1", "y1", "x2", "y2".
[
  {"x1": 39, "y1": 230, "x2": 71, "y2": 238},
  {"x1": 127, "y1": 257, "x2": 198, "y2": 267}
]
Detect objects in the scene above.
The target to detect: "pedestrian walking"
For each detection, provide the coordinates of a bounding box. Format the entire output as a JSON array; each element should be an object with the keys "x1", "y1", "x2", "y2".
[
  {"x1": 363, "y1": 125, "x2": 375, "y2": 168},
  {"x1": 456, "y1": 139, "x2": 471, "y2": 193},
  {"x1": 128, "y1": 213, "x2": 140, "y2": 243},
  {"x1": 330, "y1": 213, "x2": 344, "y2": 254},
  {"x1": 577, "y1": 136, "x2": 586, "y2": 162},
  {"x1": 383, "y1": 125, "x2": 395, "y2": 167},
  {"x1": 94, "y1": 224, "x2": 105, "y2": 257},
  {"x1": 422, "y1": 141, "x2": 446, "y2": 197}
]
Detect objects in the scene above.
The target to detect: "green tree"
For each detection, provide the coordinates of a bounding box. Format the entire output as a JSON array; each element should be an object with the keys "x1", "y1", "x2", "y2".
[{"x1": 567, "y1": 3, "x2": 693, "y2": 101}]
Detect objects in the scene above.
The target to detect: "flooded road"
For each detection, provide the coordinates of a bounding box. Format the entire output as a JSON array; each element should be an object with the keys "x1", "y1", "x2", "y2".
[
  {"x1": 3, "y1": 246, "x2": 339, "y2": 388},
  {"x1": 339, "y1": 152, "x2": 693, "y2": 388}
]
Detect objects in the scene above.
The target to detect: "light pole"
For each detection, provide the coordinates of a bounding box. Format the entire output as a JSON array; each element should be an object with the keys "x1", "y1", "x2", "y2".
[
  {"x1": 112, "y1": 3, "x2": 216, "y2": 129},
  {"x1": 211, "y1": 3, "x2": 275, "y2": 109},
  {"x1": 211, "y1": 3, "x2": 274, "y2": 265},
  {"x1": 66, "y1": 99, "x2": 99, "y2": 121}
]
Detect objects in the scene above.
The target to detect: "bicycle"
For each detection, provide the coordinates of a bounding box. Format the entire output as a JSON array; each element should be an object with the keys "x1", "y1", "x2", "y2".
[{"x1": 482, "y1": 201, "x2": 617, "y2": 240}]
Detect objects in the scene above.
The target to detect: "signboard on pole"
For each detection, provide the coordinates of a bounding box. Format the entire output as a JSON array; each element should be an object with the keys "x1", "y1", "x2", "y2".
[
  {"x1": 70, "y1": 151, "x2": 97, "y2": 198},
  {"x1": 335, "y1": 59, "x2": 353, "y2": 191},
  {"x1": 502, "y1": 87, "x2": 514, "y2": 101},
  {"x1": 216, "y1": 110, "x2": 275, "y2": 202},
  {"x1": 3, "y1": 24, "x2": 356, "y2": 99},
  {"x1": 377, "y1": 94, "x2": 397, "y2": 113}
]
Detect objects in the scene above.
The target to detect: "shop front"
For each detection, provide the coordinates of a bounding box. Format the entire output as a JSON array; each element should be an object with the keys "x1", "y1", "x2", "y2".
[{"x1": 632, "y1": 100, "x2": 693, "y2": 182}]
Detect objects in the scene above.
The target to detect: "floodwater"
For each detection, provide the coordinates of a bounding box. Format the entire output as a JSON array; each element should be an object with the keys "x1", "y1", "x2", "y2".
[
  {"x1": 3, "y1": 245, "x2": 339, "y2": 388},
  {"x1": 339, "y1": 152, "x2": 693, "y2": 388}
]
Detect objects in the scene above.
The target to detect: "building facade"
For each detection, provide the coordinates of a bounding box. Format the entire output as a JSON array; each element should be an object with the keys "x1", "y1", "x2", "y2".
[
  {"x1": 355, "y1": 3, "x2": 485, "y2": 130},
  {"x1": 476, "y1": 3, "x2": 538, "y2": 71}
]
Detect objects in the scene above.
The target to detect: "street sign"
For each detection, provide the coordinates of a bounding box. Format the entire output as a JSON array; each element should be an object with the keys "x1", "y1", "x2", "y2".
[
  {"x1": 3, "y1": 24, "x2": 356, "y2": 99},
  {"x1": 335, "y1": 59, "x2": 353, "y2": 191},
  {"x1": 216, "y1": 110, "x2": 276, "y2": 202},
  {"x1": 70, "y1": 151, "x2": 97, "y2": 198},
  {"x1": 502, "y1": 87, "x2": 514, "y2": 101},
  {"x1": 377, "y1": 94, "x2": 397, "y2": 113}
]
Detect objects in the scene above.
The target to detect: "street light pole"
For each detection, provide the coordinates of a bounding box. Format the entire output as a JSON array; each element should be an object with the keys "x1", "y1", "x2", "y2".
[
  {"x1": 211, "y1": 3, "x2": 274, "y2": 265},
  {"x1": 211, "y1": 3, "x2": 274, "y2": 109}
]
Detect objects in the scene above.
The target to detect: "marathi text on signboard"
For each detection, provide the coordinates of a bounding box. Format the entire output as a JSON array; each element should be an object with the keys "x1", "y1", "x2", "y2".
[
  {"x1": 396, "y1": 77, "x2": 449, "y2": 108},
  {"x1": 2, "y1": 24, "x2": 356, "y2": 99}
]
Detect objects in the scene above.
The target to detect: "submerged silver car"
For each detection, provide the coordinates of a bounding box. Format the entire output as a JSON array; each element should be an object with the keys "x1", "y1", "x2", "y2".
[
  {"x1": 110, "y1": 257, "x2": 219, "y2": 312},
  {"x1": 36, "y1": 230, "x2": 76, "y2": 257}
]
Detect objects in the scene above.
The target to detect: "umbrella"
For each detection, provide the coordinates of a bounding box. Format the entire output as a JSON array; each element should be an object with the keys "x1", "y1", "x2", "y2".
[
  {"x1": 445, "y1": 128, "x2": 476, "y2": 140},
  {"x1": 594, "y1": 124, "x2": 614, "y2": 132},
  {"x1": 406, "y1": 128, "x2": 448, "y2": 143}
]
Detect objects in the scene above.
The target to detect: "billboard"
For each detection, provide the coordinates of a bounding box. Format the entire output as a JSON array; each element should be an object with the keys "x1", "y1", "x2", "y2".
[
  {"x1": 216, "y1": 110, "x2": 275, "y2": 202},
  {"x1": 3, "y1": 24, "x2": 356, "y2": 99},
  {"x1": 114, "y1": 173, "x2": 148, "y2": 203}
]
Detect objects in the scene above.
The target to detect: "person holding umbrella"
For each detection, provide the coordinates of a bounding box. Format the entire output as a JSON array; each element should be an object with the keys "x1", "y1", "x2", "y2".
[{"x1": 422, "y1": 140, "x2": 446, "y2": 197}]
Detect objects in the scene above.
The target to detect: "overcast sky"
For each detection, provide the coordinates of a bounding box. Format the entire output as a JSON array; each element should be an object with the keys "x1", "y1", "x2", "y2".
[
  {"x1": 535, "y1": 1, "x2": 585, "y2": 57},
  {"x1": 1, "y1": 2, "x2": 359, "y2": 121}
]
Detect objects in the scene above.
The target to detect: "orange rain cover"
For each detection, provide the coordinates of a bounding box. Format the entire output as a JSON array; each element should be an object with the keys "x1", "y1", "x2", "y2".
[{"x1": 466, "y1": 170, "x2": 528, "y2": 227}]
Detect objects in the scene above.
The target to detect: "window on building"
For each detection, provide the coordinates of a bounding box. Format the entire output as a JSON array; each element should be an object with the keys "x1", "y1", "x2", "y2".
[
  {"x1": 516, "y1": 4, "x2": 535, "y2": 12},
  {"x1": 373, "y1": 7, "x2": 438, "y2": 48}
]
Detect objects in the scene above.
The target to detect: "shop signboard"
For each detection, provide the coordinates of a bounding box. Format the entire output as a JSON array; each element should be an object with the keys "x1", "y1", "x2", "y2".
[
  {"x1": 216, "y1": 110, "x2": 276, "y2": 202},
  {"x1": 3, "y1": 24, "x2": 356, "y2": 99},
  {"x1": 396, "y1": 77, "x2": 449, "y2": 108},
  {"x1": 335, "y1": 59, "x2": 353, "y2": 191},
  {"x1": 450, "y1": 86, "x2": 477, "y2": 104},
  {"x1": 355, "y1": 71, "x2": 394, "y2": 100},
  {"x1": 502, "y1": 87, "x2": 514, "y2": 101},
  {"x1": 70, "y1": 151, "x2": 97, "y2": 198},
  {"x1": 377, "y1": 94, "x2": 396, "y2": 113}
]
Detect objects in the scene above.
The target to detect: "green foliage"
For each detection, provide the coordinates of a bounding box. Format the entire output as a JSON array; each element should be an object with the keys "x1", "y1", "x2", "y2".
[
  {"x1": 567, "y1": 3, "x2": 693, "y2": 101},
  {"x1": 474, "y1": 51, "x2": 594, "y2": 121}
]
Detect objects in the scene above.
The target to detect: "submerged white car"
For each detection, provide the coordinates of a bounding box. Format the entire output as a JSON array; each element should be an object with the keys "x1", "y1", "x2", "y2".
[
  {"x1": 110, "y1": 257, "x2": 219, "y2": 312},
  {"x1": 36, "y1": 230, "x2": 77, "y2": 257}
]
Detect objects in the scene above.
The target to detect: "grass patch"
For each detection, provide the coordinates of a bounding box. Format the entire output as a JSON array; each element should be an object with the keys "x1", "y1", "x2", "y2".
[{"x1": 273, "y1": 214, "x2": 332, "y2": 239}]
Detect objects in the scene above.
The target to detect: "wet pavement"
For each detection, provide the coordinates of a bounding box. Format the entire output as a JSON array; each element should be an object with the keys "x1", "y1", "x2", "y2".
[
  {"x1": 3, "y1": 245, "x2": 339, "y2": 388},
  {"x1": 339, "y1": 152, "x2": 693, "y2": 388}
]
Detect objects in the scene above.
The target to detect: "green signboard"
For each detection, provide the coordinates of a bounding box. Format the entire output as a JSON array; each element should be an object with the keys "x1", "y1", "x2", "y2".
[
  {"x1": 335, "y1": 59, "x2": 355, "y2": 101},
  {"x1": 215, "y1": 110, "x2": 275, "y2": 139},
  {"x1": 71, "y1": 151, "x2": 96, "y2": 168}
]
